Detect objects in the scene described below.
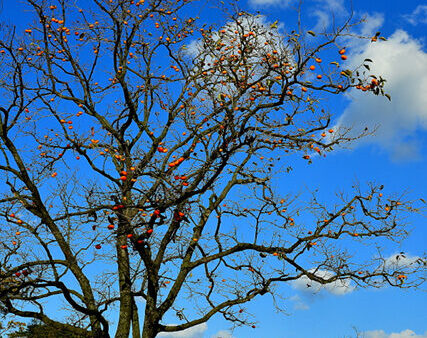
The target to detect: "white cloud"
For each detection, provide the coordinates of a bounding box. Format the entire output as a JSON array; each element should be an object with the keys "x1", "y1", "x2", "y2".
[
  {"x1": 248, "y1": 0, "x2": 294, "y2": 7},
  {"x1": 311, "y1": 0, "x2": 348, "y2": 32},
  {"x1": 187, "y1": 15, "x2": 286, "y2": 59},
  {"x1": 317, "y1": 0, "x2": 345, "y2": 12},
  {"x1": 382, "y1": 253, "x2": 423, "y2": 270},
  {"x1": 403, "y1": 5, "x2": 427, "y2": 25},
  {"x1": 335, "y1": 28, "x2": 427, "y2": 161},
  {"x1": 157, "y1": 323, "x2": 208, "y2": 338},
  {"x1": 358, "y1": 13, "x2": 385, "y2": 38},
  {"x1": 312, "y1": 10, "x2": 332, "y2": 32},
  {"x1": 289, "y1": 294, "x2": 310, "y2": 310},
  {"x1": 211, "y1": 330, "x2": 235, "y2": 338},
  {"x1": 291, "y1": 269, "x2": 354, "y2": 295},
  {"x1": 186, "y1": 14, "x2": 290, "y2": 98},
  {"x1": 364, "y1": 329, "x2": 427, "y2": 338}
]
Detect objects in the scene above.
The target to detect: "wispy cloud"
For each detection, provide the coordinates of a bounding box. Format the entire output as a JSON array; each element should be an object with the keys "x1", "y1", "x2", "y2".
[
  {"x1": 403, "y1": 5, "x2": 427, "y2": 26},
  {"x1": 290, "y1": 294, "x2": 310, "y2": 310},
  {"x1": 211, "y1": 330, "x2": 235, "y2": 338},
  {"x1": 311, "y1": 0, "x2": 348, "y2": 32},
  {"x1": 363, "y1": 329, "x2": 427, "y2": 338},
  {"x1": 248, "y1": 0, "x2": 294, "y2": 7}
]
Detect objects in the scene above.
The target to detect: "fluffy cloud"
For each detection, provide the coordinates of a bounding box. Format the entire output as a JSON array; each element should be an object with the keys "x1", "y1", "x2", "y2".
[
  {"x1": 186, "y1": 15, "x2": 286, "y2": 58},
  {"x1": 403, "y1": 5, "x2": 427, "y2": 25},
  {"x1": 157, "y1": 323, "x2": 207, "y2": 338},
  {"x1": 290, "y1": 269, "x2": 354, "y2": 295},
  {"x1": 335, "y1": 26, "x2": 427, "y2": 161},
  {"x1": 211, "y1": 330, "x2": 235, "y2": 338},
  {"x1": 186, "y1": 14, "x2": 289, "y2": 98},
  {"x1": 381, "y1": 253, "x2": 424, "y2": 270},
  {"x1": 363, "y1": 329, "x2": 427, "y2": 338}
]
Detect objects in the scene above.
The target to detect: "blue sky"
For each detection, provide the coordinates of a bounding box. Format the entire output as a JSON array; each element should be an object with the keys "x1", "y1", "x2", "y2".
[
  {"x1": 0, "y1": 0, "x2": 426, "y2": 337},
  {"x1": 156, "y1": 0, "x2": 427, "y2": 337}
]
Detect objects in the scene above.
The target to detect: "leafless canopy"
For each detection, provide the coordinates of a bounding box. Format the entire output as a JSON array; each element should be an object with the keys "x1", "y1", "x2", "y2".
[{"x1": 0, "y1": 0, "x2": 425, "y2": 337}]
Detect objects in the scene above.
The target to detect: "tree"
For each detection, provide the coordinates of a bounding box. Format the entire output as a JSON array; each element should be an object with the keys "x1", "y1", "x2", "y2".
[
  {"x1": 7, "y1": 319, "x2": 90, "y2": 338},
  {"x1": 0, "y1": 0, "x2": 425, "y2": 337}
]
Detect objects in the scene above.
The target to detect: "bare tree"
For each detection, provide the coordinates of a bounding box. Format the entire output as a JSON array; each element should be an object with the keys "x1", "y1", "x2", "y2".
[{"x1": 0, "y1": 1, "x2": 425, "y2": 337}]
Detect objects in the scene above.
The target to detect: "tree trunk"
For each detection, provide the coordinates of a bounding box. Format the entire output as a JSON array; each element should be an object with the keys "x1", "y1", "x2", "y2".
[
  {"x1": 115, "y1": 236, "x2": 132, "y2": 338},
  {"x1": 132, "y1": 298, "x2": 141, "y2": 338},
  {"x1": 141, "y1": 318, "x2": 159, "y2": 338},
  {"x1": 141, "y1": 298, "x2": 160, "y2": 338}
]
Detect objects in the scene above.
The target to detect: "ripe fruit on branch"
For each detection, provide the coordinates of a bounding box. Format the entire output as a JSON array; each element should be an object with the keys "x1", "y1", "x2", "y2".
[{"x1": 169, "y1": 156, "x2": 185, "y2": 167}]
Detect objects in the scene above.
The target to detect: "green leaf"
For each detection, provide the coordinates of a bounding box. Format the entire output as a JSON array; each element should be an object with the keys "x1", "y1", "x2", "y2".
[
  {"x1": 330, "y1": 61, "x2": 339, "y2": 67},
  {"x1": 363, "y1": 64, "x2": 370, "y2": 71},
  {"x1": 379, "y1": 37, "x2": 387, "y2": 41},
  {"x1": 385, "y1": 93, "x2": 391, "y2": 101},
  {"x1": 307, "y1": 30, "x2": 316, "y2": 36},
  {"x1": 364, "y1": 58, "x2": 373, "y2": 62},
  {"x1": 270, "y1": 20, "x2": 278, "y2": 29}
]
